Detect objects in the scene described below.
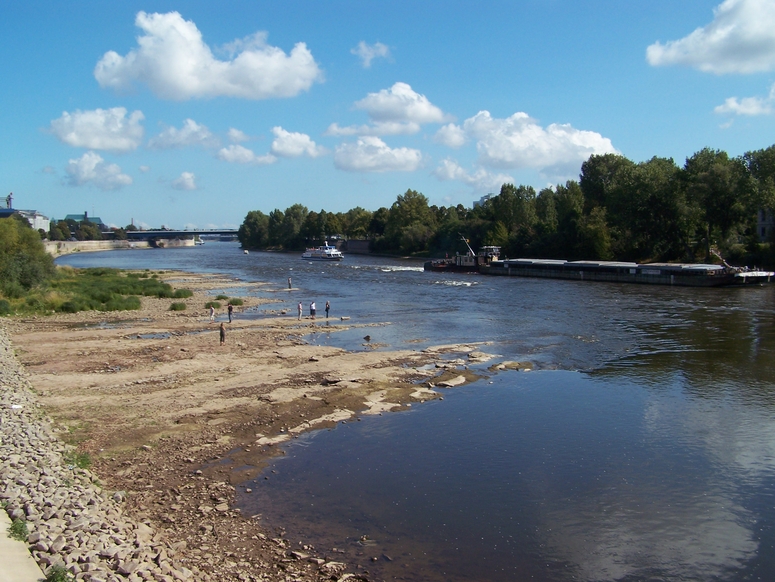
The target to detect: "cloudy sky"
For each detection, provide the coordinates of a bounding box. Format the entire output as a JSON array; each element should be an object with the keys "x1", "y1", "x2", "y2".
[{"x1": 2, "y1": 0, "x2": 775, "y2": 229}]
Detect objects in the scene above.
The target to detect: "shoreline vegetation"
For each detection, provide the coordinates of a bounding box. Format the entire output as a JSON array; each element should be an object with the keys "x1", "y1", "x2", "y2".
[
  {"x1": 1, "y1": 269, "x2": 509, "y2": 581},
  {"x1": 238, "y1": 148, "x2": 775, "y2": 269}
]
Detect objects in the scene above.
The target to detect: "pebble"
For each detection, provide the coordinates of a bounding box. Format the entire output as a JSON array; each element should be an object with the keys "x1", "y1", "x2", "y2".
[{"x1": 0, "y1": 323, "x2": 202, "y2": 582}]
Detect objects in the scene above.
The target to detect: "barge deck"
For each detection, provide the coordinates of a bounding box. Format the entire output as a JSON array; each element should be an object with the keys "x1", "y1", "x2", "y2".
[{"x1": 480, "y1": 259, "x2": 773, "y2": 287}]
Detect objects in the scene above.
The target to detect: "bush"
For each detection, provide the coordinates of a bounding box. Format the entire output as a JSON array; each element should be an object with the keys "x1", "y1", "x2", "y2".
[
  {"x1": 228, "y1": 298, "x2": 244, "y2": 306},
  {"x1": 215, "y1": 294, "x2": 229, "y2": 300},
  {"x1": 170, "y1": 302, "x2": 187, "y2": 311},
  {"x1": 8, "y1": 518, "x2": 28, "y2": 541},
  {"x1": 205, "y1": 301, "x2": 222, "y2": 309},
  {"x1": 45, "y1": 565, "x2": 74, "y2": 582},
  {"x1": 173, "y1": 288, "x2": 193, "y2": 298},
  {"x1": 0, "y1": 299, "x2": 11, "y2": 315}
]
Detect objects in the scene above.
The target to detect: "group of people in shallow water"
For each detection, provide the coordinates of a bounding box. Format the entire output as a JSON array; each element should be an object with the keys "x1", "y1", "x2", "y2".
[
  {"x1": 211, "y1": 279, "x2": 332, "y2": 346},
  {"x1": 298, "y1": 300, "x2": 330, "y2": 320}
]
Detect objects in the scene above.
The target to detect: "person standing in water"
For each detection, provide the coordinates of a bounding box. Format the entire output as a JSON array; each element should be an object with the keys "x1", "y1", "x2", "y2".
[
  {"x1": 288, "y1": 276, "x2": 292, "y2": 290},
  {"x1": 227, "y1": 303, "x2": 233, "y2": 323},
  {"x1": 325, "y1": 300, "x2": 330, "y2": 319}
]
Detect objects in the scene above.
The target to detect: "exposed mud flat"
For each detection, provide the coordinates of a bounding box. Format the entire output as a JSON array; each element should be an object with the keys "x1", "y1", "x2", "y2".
[{"x1": 6, "y1": 271, "x2": 489, "y2": 581}]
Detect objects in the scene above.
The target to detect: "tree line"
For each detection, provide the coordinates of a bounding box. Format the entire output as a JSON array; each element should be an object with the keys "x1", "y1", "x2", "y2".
[{"x1": 240, "y1": 143, "x2": 773, "y2": 266}]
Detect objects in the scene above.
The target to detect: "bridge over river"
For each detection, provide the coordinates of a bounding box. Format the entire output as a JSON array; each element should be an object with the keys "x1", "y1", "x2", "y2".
[{"x1": 125, "y1": 229, "x2": 238, "y2": 240}]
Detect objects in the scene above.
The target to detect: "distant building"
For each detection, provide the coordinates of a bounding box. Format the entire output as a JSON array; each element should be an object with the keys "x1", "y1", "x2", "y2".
[
  {"x1": 758, "y1": 209, "x2": 775, "y2": 242},
  {"x1": 62, "y1": 211, "x2": 107, "y2": 230},
  {"x1": 0, "y1": 192, "x2": 50, "y2": 232},
  {"x1": 16, "y1": 210, "x2": 50, "y2": 232},
  {"x1": 473, "y1": 193, "x2": 494, "y2": 208}
]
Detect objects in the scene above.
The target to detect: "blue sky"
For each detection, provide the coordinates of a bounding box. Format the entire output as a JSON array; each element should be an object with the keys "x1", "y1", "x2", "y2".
[{"x1": 2, "y1": 0, "x2": 775, "y2": 229}]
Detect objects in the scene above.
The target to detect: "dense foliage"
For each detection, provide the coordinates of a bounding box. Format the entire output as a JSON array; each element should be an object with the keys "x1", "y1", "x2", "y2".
[
  {"x1": 239, "y1": 145, "x2": 775, "y2": 265},
  {"x1": 0, "y1": 224, "x2": 192, "y2": 316},
  {"x1": 0, "y1": 214, "x2": 55, "y2": 298}
]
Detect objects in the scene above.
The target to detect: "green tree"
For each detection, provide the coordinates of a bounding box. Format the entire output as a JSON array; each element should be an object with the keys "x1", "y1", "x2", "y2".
[
  {"x1": 279, "y1": 204, "x2": 308, "y2": 249},
  {"x1": 384, "y1": 190, "x2": 436, "y2": 253},
  {"x1": 555, "y1": 180, "x2": 585, "y2": 258},
  {"x1": 0, "y1": 216, "x2": 55, "y2": 298},
  {"x1": 267, "y1": 209, "x2": 285, "y2": 247},
  {"x1": 75, "y1": 222, "x2": 102, "y2": 241},
  {"x1": 683, "y1": 148, "x2": 757, "y2": 257},
  {"x1": 368, "y1": 207, "x2": 389, "y2": 238},
  {"x1": 238, "y1": 210, "x2": 269, "y2": 248},
  {"x1": 489, "y1": 184, "x2": 537, "y2": 234},
  {"x1": 579, "y1": 153, "x2": 637, "y2": 213},
  {"x1": 342, "y1": 207, "x2": 372, "y2": 238}
]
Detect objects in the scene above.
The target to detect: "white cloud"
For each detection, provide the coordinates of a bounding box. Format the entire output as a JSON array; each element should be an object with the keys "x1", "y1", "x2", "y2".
[
  {"x1": 216, "y1": 144, "x2": 277, "y2": 165},
  {"x1": 50, "y1": 107, "x2": 144, "y2": 152},
  {"x1": 270, "y1": 127, "x2": 326, "y2": 158},
  {"x1": 434, "y1": 159, "x2": 513, "y2": 192},
  {"x1": 65, "y1": 151, "x2": 132, "y2": 190},
  {"x1": 228, "y1": 128, "x2": 249, "y2": 143},
  {"x1": 328, "y1": 82, "x2": 449, "y2": 136},
  {"x1": 462, "y1": 110, "x2": 617, "y2": 179},
  {"x1": 355, "y1": 82, "x2": 448, "y2": 124},
  {"x1": 646, "y1": 0, "x2": 775, "y2": 74},
  {"x1": 172, "y1": 172, "x2": 197, "y2": 190},
  {"x1": 434, "y1": 123, "x2": 467, "y2": 148},
  {"x1": 334, "y1": 136, "x2": 422, "y2": 172},
  {"x1": 148, "y1": 119, "x2": 218, "y2": 149},
  {"x1": 139, "y1": 165, "x2": 150, "y2": 173},
  {"x1": 714, "y1": 83, "x2": 775, "y2": 116},
  {"x1": 351, "y1": 41, "x2": 390, "y2": 68},
  {"x1": 325, "y1": 121, "x2": 421, "y2": 137},
  {"x1": 94, "y1": 11, "x2": 323, "y2": 100}
]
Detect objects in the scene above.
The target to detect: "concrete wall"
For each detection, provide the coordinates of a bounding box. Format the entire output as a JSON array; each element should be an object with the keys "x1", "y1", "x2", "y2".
[
  {"x1": 44, "y1": 238, "x2": 197, "y2": 256},
  {"x1": 345, "y1": 239, "x2": 371, "y2": 254},
  {"x1": 44, "y1": 240, "x2": 152, "y2": 256}
]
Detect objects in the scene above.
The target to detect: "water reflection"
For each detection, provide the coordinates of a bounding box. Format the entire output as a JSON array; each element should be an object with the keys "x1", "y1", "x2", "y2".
[{"x1": 57, "y1": 243, "x2": 775, "y2": 581}]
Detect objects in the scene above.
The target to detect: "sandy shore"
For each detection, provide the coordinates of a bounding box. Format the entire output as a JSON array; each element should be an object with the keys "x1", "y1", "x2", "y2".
[{"x1": 5, "y1": 271, "x2": 495, "y2": 581}]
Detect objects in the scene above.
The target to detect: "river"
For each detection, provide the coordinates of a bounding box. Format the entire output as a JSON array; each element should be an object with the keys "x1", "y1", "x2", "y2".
[{"x1": 57, "y1": 242, "x2": 775, "y2": 581}]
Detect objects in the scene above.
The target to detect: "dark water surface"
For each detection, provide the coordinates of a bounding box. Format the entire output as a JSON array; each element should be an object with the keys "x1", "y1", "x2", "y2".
[{"x1": 58, "y1": 243, "x2": 775, "y2": 581}]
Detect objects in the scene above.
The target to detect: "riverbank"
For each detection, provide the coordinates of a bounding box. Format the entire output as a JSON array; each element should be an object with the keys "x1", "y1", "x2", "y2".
[
  {"x1": 2, "y1": 271, "x2": 489, "y2": 581},
  {"x1": 44, "y1": 239, "x2": 197, "y2": 257}
]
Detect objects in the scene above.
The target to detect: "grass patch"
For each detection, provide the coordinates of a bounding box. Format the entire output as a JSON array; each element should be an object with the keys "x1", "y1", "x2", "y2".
[
  {"x1": 64, "y1": 450, "x2": 92, "y2": 470},
  {"x1": 170, "y1": 302, "x2": 187, "y2": 311},
  {"x1": 8, "y1": 518, "x2": 28, "y2": 541},
  {"x1": 215, "y1": 294, "x2": 229, "y2": 300},
  {"x1": 0, "y1": 267, "x2": 193, "y2": 315},
  {"x1": 205, "y1": 301, "x2": 222, "y2": 309},
  {"x1": 228, "y1": 297, "x2": 244, "y2": 306},
  {"x1": 45, "y1": 565, "x2": 75, "y2": 582}
]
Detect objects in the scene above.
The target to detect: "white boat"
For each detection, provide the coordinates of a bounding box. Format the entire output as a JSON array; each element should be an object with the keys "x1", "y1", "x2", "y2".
[{"x1": 301, "y1": 242, "x2": 344, "y2": 261}]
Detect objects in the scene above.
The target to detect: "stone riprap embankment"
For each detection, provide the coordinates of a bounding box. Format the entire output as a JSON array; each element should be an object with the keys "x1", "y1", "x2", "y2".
[{"x1": 0, "y1": 323, "x2": 202, "y2": 582}]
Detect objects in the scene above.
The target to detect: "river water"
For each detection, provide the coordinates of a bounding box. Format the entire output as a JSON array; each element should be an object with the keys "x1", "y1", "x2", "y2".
[{"x1": 58, "y1": 243, "x2": 775, "y2": 581}]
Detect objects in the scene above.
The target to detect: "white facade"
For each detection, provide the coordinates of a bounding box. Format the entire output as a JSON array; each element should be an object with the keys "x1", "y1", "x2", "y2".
[{"x1": 17, "y1": 210, "x2": 50, "y2": 233}]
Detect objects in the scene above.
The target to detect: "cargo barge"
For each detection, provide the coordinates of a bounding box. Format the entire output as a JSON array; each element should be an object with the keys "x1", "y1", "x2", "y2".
[
  {"x1": 424, "y1": 237, "x2": 500, "y2": 273},
  {"x1": 480, "y1": 258, "x2": 773, "y2": 287}
]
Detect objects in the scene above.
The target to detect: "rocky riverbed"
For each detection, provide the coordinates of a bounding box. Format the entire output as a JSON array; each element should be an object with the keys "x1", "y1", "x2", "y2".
[
  {"x1": 1, "y1": 272, "x2": 489, "y2": 581},
  {"x1": 1, "y1": 323, "x2": 206, "y2": 582}
]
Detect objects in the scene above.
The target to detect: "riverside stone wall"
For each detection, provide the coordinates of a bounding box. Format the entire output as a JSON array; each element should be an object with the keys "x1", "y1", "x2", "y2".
[
  {"x1": 43, "y1": 240, "x2": 152, "y2": 257},
  {"x1": 0, "y1": 323, "x2": 201, "y2": 582}
]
